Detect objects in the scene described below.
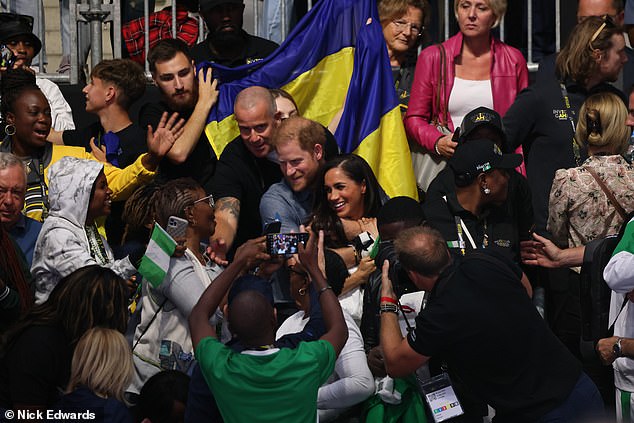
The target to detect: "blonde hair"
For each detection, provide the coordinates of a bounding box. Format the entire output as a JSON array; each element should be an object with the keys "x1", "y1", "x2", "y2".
[
  {"x1": 454, "y1": 0, "x2": 507, "y2": 28},
  {"x1": 556, "y1": 16, "x2": 621, "y2": 84},
  {"x1": 66, "y1": 327, "x2": 133, "y2": 402},
  {"x1": 575, "y1": 92, "x2": 630, "y2": 154}
]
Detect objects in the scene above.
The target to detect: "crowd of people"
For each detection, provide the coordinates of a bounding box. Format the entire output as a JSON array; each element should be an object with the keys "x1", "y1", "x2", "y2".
[{"x1": 2, "y1": 0, "x2": 634, "y2": 422}]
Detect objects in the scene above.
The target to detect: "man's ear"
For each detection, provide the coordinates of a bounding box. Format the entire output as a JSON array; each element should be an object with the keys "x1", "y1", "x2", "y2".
[{"x1": 314, "y1": 143, "x2": 323, "y2": 161}]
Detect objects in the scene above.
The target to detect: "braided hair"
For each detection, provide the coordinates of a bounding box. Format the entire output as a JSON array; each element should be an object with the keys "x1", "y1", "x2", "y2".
[
  {"x1": 1, "y1": 68, "x2": 39, "y2": 124},
  {"x1": 153, "y1": 178, "x2": 201, "y2": 229}
]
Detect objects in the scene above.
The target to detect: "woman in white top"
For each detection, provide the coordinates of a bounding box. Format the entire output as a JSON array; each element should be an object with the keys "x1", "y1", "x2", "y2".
[
  {"x1": 276, "y1": 255, "x2": 374, "y2": 422},
  {"x1": 129, "y1": 178, "x2": 222, "y2": 395}
]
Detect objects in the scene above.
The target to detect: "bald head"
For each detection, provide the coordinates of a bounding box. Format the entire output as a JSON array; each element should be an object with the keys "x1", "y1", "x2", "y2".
[
  {"x1": 577, "y1": 0, "x2": 624, "y2": 26},
  {"x1": 233, "y1": 86, "x2": 280, "y2": 158},
  {"x1": 234, "y1": 86, "x2": 277, "y2": 117},
  {"x1": 228, "y1": 290, "x2": 276, "y2": 346},
  {"x1": 394, "y1": 226, "x2": 450, "y2": 278}
]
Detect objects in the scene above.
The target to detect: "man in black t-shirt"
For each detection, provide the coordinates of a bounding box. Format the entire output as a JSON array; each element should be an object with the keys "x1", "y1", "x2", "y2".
[
  {"x1": 142, "y1": 39, "x2": 220, "y2": 191},
  {"x1": 380, "y1": 226, "x2": 604, "y2": 423},
  {"x1": 211, "y1": 86, "x2": 282, "y2": 258},
  {"x1": 191, "y1": 0, "x2": 278, "y2": 66}
]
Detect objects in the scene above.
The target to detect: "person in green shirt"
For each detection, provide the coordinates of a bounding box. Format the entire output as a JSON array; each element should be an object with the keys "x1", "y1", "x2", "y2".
[{"x1": 189, "y1": 230, "x2": 348, "y2": 423}]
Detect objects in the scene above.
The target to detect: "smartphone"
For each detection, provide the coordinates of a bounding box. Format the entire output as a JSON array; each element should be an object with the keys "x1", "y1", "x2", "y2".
[
  {"x1": 0, "y1": 44, "x2": 15, "y2": 68},
  {"x1": 266, "y1": 233, "x2": 309, "y2": 256},
  {"x1": 263, "y1": 220, "x2": 282, "y2": 235},
  {"x1": 166, "y1": 216, "x2": 188, "y2": 240}
]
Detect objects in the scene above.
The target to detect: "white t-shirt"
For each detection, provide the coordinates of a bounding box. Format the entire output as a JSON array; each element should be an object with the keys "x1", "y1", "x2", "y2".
[{"x1": 448, "y1": 77, "x2": 493, "y2": 130}]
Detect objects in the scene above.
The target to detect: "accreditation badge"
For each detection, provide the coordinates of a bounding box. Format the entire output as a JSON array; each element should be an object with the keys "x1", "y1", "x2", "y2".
[{"x1": 420, "y1": 373, "x2": 464, "y2": 422}]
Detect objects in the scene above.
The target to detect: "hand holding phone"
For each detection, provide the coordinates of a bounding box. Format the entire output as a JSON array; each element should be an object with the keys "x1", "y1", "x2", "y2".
[
  {"x1": 266, "y1": 233, "x2": 309, "y2": 256},
  {"x1": 166, "y1": 216, "x2": 188, "y2": 241}
]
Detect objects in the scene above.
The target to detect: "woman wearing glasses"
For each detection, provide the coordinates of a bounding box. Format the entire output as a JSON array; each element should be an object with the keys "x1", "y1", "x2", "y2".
[
  {"x1": 378, "y1": 0, "x2": 430, "y2": 115},
  {"x1": 404, "y1": 0, "x2": 527, "y2": 191},
  {"x1": 129, "y1": 178, "x2": 222, "y2": 397}
]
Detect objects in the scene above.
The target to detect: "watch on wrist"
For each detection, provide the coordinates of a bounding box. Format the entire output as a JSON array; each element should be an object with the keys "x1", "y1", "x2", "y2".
[{"x1": 613, "y1": 338, "x2": 623, "y2": 358}]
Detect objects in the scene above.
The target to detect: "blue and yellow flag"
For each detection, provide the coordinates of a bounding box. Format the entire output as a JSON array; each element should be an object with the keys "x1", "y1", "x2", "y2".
[{"x1": 201, "y1": 0, "x2": 417, "y2": 199}]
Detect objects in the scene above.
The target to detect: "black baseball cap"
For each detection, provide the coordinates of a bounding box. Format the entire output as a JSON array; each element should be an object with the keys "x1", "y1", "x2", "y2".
[
  {"x1": 199, "y1": 0, "x2": 243, "y2": 12},
  {"x1": 459, "y1": 106, "x2": 506, "y2": 144},
  {"x1": 449, "y1": 139, "x2": 522, "y2": 184}
]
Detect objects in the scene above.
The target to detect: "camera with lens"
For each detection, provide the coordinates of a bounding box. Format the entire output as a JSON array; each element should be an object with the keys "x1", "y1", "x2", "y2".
[
  {"x1": 0, "y1": 45, "x2": 15, "y2": 69},
  {"x1": 374, "y1": 240, "x2": 417, "y2": 298}
]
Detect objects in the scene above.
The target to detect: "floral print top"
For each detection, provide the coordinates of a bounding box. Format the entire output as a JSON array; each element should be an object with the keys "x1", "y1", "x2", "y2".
[{"x1": 548, "y1": 155, "x2": 634, "y2": 248}]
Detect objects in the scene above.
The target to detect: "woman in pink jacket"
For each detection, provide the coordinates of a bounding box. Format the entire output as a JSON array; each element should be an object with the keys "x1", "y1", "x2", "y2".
[{"x1": 405, "y1": 0, "x2": 527, "y2": 161}]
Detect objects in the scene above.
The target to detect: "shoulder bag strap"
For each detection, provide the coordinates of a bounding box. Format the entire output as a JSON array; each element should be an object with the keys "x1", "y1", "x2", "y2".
[{"x1": 585, "y1": 166, "x2": 627, "y2": 220}]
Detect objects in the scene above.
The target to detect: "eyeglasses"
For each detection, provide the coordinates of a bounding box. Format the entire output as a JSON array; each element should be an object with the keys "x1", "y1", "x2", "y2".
[
  {"x1": 589, "y1": 15, "x2": 616, "y2": 50},
  {"x1": 193, "y1": 194, "x2": 215, "y2": 208},
  {"x1": 392, "y1": 20, "x2": 423, "y2": 36}
]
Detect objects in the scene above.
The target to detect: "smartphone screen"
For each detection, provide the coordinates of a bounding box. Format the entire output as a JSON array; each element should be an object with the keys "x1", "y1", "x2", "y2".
[{"x1": 266, "y1": 233, "x2": 309, "y2": 256}]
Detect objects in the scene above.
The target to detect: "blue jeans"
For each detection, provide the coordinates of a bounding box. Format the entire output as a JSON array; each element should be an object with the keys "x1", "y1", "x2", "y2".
[{"x1": 537, "y1": 372, "x2": 604, "y2": 422}]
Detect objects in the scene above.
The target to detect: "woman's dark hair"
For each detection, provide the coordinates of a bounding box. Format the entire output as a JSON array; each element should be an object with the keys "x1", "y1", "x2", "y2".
[
  {"x1": 1, "y1": 68, "x2": 39, "y2": 121},
  {"x1": 121, "y1": 181, "x2": 161, "y2": 245},
  {"x1": 136, "y1": 370, "x2": 190, "y2": 423},
  {"x1": 153, "y1": 178, "x2": 202, "y2": 229},
  {"x1": 1, "y1": 266, "x2": 129, "y2": 353},
  {"x1": 0, "y1": 225, "x2": 32, "y2": 313},
  {"x1": 310, "y1": 154, "x2": 383, "y2": 248}
]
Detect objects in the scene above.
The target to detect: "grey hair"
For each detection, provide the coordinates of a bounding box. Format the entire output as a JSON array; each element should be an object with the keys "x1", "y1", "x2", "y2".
[{"x1": 0, "y1": 152, "x2": 27, "y2": 176}]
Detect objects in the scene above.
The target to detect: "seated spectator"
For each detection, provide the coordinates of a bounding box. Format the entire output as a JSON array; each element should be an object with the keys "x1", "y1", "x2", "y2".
[
  {"x1": 129, "y1": 178, "x2": 223, "y2": 395},
  {"x1": 48, "y1": 59, "x2": 159, "y2": 170},
  {"x1": 0, "y1": 152, "x2": 41, "y2": 266},
  {"x1": 188, "y1": 230, "x2": 349, "y2": 423},
  {"x1": 137, "y1": 371, "x2": 190, "y2": 423},
  {"x1": 277, "y1": 254, "x2": 373, "y2": 421},
  {"x1": 31, "y1": 157, "x2": 142, "y2": 303},
  {"x1": 0, "y1": 223, "x2": 32, "y2": 333},
  {"x1": 0, "y1": 266, "x2": 129, "y2": 412},
  {"x1": 142, "y1": 39, "x2": 218, "y2": 191},
  {"x1": 422, "y1": 139, "x2": 527, "y2": 268},
  {"x1": 122, "y1": 0, "x2": 200, "y2": 64},
  {"x1": 210, "y1": 86, "x2": 282, "y2": 259},
  {"x1": 0, "y1": 69, "x2": 176, "y2": 224},
  {"x1": 48, "y1": 58, "x2": 182, "y2": 245},
  {"x1": 55, "y1": 328, "x2": 134, "y2": 423},
  {"x1": 0, "y1": 12, "x2": 75, "y2": 131},
  {"x1": 310, "y1": 154, "x2": 385, "y2": 323},
  {"x1": 191, "y1": 0, "x2": 278, "y2": 66}
]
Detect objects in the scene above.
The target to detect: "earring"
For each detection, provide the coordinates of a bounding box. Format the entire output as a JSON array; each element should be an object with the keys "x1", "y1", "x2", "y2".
[
  {"x1": 4, "y1": 124, "x2": 15, "y2": 136},
  {"x1": 483, "y1": 187, "x2": 491, "y2": 195},
  {"x1": 298, "y1": 287, "x2": 307, "y2": 296}
]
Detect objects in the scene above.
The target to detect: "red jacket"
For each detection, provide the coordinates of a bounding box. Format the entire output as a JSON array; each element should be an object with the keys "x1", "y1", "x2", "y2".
[{"x1": 404, "y1": 32, "x2": 528, "y2": 152}]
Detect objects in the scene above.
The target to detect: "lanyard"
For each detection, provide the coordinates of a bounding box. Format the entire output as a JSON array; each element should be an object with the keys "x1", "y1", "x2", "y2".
[
  {"x1": 85, "y1": 223, "x2": 109, "y2": 265},
  {"x1": 559, "y1": 82, "x2": 583, "y2": 166}
]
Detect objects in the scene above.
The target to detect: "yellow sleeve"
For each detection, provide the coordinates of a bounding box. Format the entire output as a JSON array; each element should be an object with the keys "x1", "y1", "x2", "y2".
[{"x1": 98, "y1": 153, "x2": 156, "y2": 202}]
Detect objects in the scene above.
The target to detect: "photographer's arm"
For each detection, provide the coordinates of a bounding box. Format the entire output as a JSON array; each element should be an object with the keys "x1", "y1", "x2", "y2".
[{"x1": 379, "y1": 261, "x2": 428, "y2": 378}]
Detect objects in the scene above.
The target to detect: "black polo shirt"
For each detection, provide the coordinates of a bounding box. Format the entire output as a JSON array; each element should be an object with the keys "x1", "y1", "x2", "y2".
[
  {"x1": 426, "y1": 168, "x2": 533, "y2": 244},
  {"x1": 407, "y1": 250, "x2": 581, "y2": 422},
  {"x1": 138, "y1": 101, "x2": 217, "y2": 193},
  {"x1": 422, "y1": 192, "x2": 520, "y2": 263},
  {"x1": 211, "y1": 137, "x2": 281, "y2": 256},
  {"x1": 503, "y1": 77, "x2": 626, "y2": 234},
  {"x1": 190, "y1": 30, "x2": 278, "y2": 67}
]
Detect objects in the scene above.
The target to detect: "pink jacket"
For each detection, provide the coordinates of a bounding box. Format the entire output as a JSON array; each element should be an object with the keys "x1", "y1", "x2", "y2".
[{"x1": 404, "y1": 32, "x2": 528, "y2": 152}]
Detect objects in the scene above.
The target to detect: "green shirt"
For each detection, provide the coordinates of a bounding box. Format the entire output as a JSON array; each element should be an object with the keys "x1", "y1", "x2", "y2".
[{"x1": 195, "y1": 337, "x2": 336, "y2": 422}]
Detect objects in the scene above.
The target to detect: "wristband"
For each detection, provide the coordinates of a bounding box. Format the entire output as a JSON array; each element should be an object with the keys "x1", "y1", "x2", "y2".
[
  {"x1": 349, "y1": 245, "x2": 360, "y2": 265},
  {"x1": 318, "y1": 285, "x2": 333, "y2": 297},
  {"x1": 434, "y1": 138, "x2": 441, "y2": 156},
  {"x1": 379, "y1": 303, "x2": 398, "y2": 314},
  {"x1": 380, "y1": 296, "x2": 398, "y2": 305}
]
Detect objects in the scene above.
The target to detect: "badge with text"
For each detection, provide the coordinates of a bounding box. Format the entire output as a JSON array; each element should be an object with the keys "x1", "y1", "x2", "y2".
[{"x1": 420, "y1": 373, "x2": 464, "y2": 422}]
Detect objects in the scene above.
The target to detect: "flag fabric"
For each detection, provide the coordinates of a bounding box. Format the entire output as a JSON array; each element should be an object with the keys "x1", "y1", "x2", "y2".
[
  {"x1": 138, "y1": 223, "x2": 177, "y2": 288},
  {"x1": 200, "y1": 0, "x2": 417, "y2": 199}
]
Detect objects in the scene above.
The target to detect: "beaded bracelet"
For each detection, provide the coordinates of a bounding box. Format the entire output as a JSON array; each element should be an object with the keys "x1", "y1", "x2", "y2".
[{"x1": 379, "y1": 303, "x2": 398, "y2": 314}]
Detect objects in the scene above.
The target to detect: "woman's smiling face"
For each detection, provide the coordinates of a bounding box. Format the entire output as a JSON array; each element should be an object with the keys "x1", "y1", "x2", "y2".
[
  {"x1": 8, "y1": 88, "x2": 52, "y2": 151},
  {"x1": 324, "y1": 167, "x2": 366, "y2": 220}
]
